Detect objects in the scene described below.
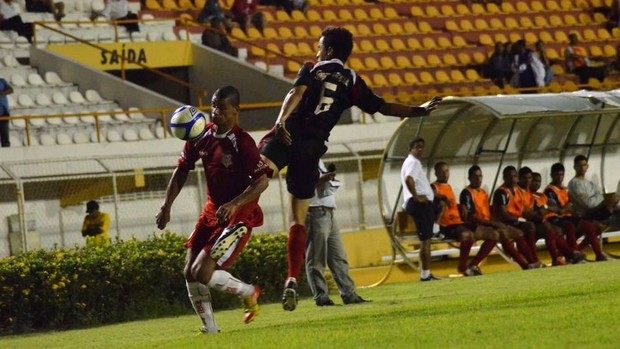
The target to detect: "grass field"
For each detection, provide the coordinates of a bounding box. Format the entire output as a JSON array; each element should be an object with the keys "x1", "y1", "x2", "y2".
[{"x1": 2, "y1": 261, "x2": 619, "y2": 349}]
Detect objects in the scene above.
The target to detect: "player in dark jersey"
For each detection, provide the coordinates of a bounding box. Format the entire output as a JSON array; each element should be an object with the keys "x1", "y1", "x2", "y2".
[
  {"x1": 258, "y1": 26, "x2": 441, "y2": 311},
  {"x1": 156, "y1": 86, "x2": 269, "y2": 334}
]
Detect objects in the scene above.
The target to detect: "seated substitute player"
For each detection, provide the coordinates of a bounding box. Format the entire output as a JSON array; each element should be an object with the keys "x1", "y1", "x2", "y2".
[
  {"x1": 493, "y1": 166, "x2": 543, "y2": 268},
  {"x1": 528, "y1": 172, "x2": 586, "y2": 265},
  {"x1": 258, "y1": 26, "x2": 442, "y2": 311},
  {"x1": 460, "y1": 165, "x2": 532, "y2": 271},
  {"x1": 432, "y1": 162, "x2": 499, "y2": 276},
  {"x1": 546, "y1": 162, "x2": 607, "y2": 262},
  {"x1": 156, "y1": 86, "x2": 269, "y2": 334}
]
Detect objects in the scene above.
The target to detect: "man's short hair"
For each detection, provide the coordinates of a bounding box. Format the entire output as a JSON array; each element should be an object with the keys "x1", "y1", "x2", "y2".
[
  {"x1": 503, "y1": 165, "x2": 517, "y2": 177},
  {"x1": 468, "y1": 165, "x2": 481, "y2": 178},
  {"x1": 321, "y1": 27, "x2": 353, "y2": 62},
  {"x1": 574, "y1": 154, "x2": 588, "y2": 165},
  {"x1": 518, "y1": 166, "x2": 532, "y2": 177},
  {"x1": 551, "y1": 162, "x2": 565, "y2": 174},
  {"x1": 532, "y1": 172, "x2": 542, "y2": 180},
  {"x1": 434, "y1": 161, "x2": 448, "y2": 172},
  {"x1": 213, "y1": 85, "x2": 240, "y2": 108},
  {"x1": 409, "y1": 137, "x2": 424, "y2": 149}
]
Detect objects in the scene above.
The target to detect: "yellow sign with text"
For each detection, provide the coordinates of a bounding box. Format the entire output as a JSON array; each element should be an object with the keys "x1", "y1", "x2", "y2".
[{"x1": 47, "y1": 41, "x2": 193, "y2": 70}]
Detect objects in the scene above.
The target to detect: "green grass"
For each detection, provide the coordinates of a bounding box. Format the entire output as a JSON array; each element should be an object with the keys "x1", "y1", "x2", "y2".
[{"x1": 3, "y1": 262, "x2": 620, "y2": 349}]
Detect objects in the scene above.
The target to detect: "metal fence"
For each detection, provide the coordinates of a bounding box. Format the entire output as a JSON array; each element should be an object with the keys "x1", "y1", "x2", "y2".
[{"x1": 0, "y1": 140, "x2": 385, "y2": 257}]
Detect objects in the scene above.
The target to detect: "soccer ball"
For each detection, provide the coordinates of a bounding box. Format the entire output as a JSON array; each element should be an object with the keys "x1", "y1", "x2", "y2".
[{"x1": 169, "y1": 105, "x2": 208, "y2": 141}]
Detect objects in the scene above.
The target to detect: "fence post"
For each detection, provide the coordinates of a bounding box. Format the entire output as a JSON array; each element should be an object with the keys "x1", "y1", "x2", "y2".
[
  {"x1": 112, "y1": 173, "x2": 121, "y2": 240},
  {"x1": 58, "y1": 209, "x2": 65, "y2": 248},
  {"x1": 16, "y1": 183, "x2": 28, "y2": 252}
]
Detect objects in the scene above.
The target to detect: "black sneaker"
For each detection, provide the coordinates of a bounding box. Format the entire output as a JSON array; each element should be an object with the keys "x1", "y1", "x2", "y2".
[
  {"x1": 420, "y1": 274, "x2": 441, "y2": 282},
  {"x1": 282, "y1": 278, "x2": 298, "y2": 311},
  {"x1": 315, "y1": 298, "x2": 335, "y2": 307},
  {"x1": 342, "y1": 294, "x2": 370, "y2": 305},
  {"x1": 464, "y1": 265, "x2": 482, "y2": 276}
]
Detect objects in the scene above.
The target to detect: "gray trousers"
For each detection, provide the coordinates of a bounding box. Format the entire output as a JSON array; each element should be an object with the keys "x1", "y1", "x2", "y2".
[{"x1": 305, "y1": 206, "x2": 355, "y2": 302}]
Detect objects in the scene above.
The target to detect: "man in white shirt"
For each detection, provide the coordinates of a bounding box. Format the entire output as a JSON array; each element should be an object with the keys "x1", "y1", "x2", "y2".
[
  {"x1": 305, "y1": 160, "x2": 368, "y2": 306},
  {"x1": 0, "y1": 0, "x2": 33, "y2": 42},
  {"x1": 91, "y1": 0, "x2": 139, "y2": 33},
  {"x1": 401, "y1": 138, "x2": 439, "y2": 282}
]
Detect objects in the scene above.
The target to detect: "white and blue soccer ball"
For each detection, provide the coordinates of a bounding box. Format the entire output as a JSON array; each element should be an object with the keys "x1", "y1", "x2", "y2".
[{"x1": 169, "y1": 105, "x2": 207, "y2": 141}]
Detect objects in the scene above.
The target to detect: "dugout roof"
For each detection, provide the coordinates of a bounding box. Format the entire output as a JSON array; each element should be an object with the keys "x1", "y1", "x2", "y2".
[{"x1": 379, "y1": 91, "x2": 620, "y2": 230}]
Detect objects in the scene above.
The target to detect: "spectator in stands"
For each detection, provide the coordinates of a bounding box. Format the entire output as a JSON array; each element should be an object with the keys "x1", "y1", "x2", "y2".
[
  {"x1": 231, "y1": 0, "x2": 265, "y2": 34},
  {"x1": 460, "y1": 165, "x2": 533, "y2": 271},
  {"x1": 493, "y1": 166, "x2": 543, "y2": 268},
  {"x1": 565, "y1": 33, "x2": 590, "y2": 84},
  {"x1": 486, "y1": 42, "x2": 510, "y2": 88},
  {"x1": 401, "y1": 138, "x2": 440, "y2": 282},
  {"x1": 510, "y1": 40, "x2": 538, "y2": 91},
  {"x1": 156, "y1": 86, "x2": 267, "y2": 333},
  {"x1": 81, "y1": 200, "x2": 111, "y2": 246},
  {"x1": 25, "y1": 0, "x2": 65, "y2": 22},
  {"x1": 0, "y1": 77, "x2": 13, "y2": 148},
  {"x1": 91, "y1": 0, "x2": 140, "y2": 33},
  {"x1": 259, "y1": 0, "x2": 309, "y2": 15},
  {"x1": 534, "y1": 40, "x2": 554, "y2": 86},
  {"x1": 568, "y1": 155, "x2": 620, "y2": 237},
  {"x1": 257, "y1": 26, "x2": 441, "y2": 312},
  {"x1": 305, "y1": 160, "x2": 369, "y2": 306},
  {"x1": 432, "y1": 162, "x2": 499, "y2": 276},
  {"x1": 201, "y1": 16, "x2": 237, "y2": 57},
  {"x1": 606, "y1": 0, "x2": 620, "y2": 31},
  {"x1": 0, "y1": 0, "x2": 34, "y2": 42},
  {"x1": 545, "y1": 162, "x2": 603, "y2": 263},
  {"x1": 197, "y1": 0, "x2": 228, "y2": 25}
]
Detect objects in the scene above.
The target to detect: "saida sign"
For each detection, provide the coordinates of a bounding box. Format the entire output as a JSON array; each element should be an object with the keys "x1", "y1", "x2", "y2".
[{"x1": 47, "y1": 41, "x2": 192, "y2": 70}]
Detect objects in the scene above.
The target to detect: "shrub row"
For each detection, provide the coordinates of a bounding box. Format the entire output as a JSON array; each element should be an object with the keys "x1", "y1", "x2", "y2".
[{"x1": 0, "y1": 231, "x2": 307, "y2": 334}]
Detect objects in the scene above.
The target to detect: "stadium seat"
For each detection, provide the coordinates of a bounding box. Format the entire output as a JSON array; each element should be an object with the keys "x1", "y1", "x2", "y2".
[
  {"x1": 391, "y1": 38, "x2": 406, "y2": 51},
  {"x1": 509, "y1": 32, "x2": 522, "y2": 43},
  {"x1": 73, "y1": 131, "x2": 89, "y2": 144},
  {"x1": 560, "y1": 0, "x2": 575, "y2": 9},
  {"x1": 457, "y1": 52, "x2": 472, "y2": 66},
  {"x1": 520, "y1": 17, "x2": 535, "y2": 29},
  {"x1": 422, "y1": 37, "x2": 438, "y2": 50},
  {"x1": 85, "y1": 90, "x2": 110, "y2": 104},
  {"x1": 385, "y1": 7, "x2": 399, "y2": 19},
  {"x1": 293, "y1": 26, "x2": 310, "y2": 39},
  {"x1": 479, "y1": 34, "x2": 494, "y2": 46},
  {"x1": 108, "y1": 129, "x2": 123, "y2": 142},
  {"x1": 459, "y1": 19, "x2": 474, "y2": 32},
  {"x1": 443, "y1": 53, "x2": 458, "y2": 66},
  {"x1": 29, "y1": 117, "x2": 46, "y2": 128},
  {"x1": 516, "y1": 1, "x2": 532, "y2": 12},
  {"x1": 40, "y1": 134, "x2": 56, "y2": 146},
  {"x1": 139, "y1": 127, "x2": 155, "y2": 140},
  {"x1": 450, "y1": 70, "x2": 466, "y2": 83},
  {"x1": 545, "y1": 47, "x2": 560, "y2": 60},
  {"x1": 146, "y1": 32, "x2": 163, "y2": 42},
  {"x1": 403, "y1": 72, "x2": 420, "y2": 85},
  {"x1": 282, "y1": 42, "x2": 299, "y2": 57},
  {"x1": 412, "y1": 55, "x2": 427, "y2": 68},
  {"x1": 364, "y1": 57, "x2": 380, "y2": 71},
  {"x1": 534, "y1": 16, "x2": 550, "y2": 28},
  {"x1": 263, "y1": 28, "x2": 278, "y2": 40},
  {"x1": 62, "y1": 111, "x2": 80, "y2": 124},
  {"x1": 95, "y1": 109, "x2": 113, "y2": 124},
  {"x1": 278, "y1": 27, "x2": 294, "y2": 40},
  {"x1": 395, "y1": 55, "x2": 413, "y2": 69},
  {"x1": 583, "y1": 29, "x2": 597, "y2": 42},
  {"x1": 539, "y1": 31, "x2": 554, "y2": 44},
  {"x1": 375, "y1": 39, "x2": 391, "y2": 53},
  {"x1": 57, "y1": 132, "x2": 72, "y2": 145},
  {"x1": 579, "y1": 13, "x2": 593, "y2": 25},
  {"x1": 424, "y1": 5, "x2": 440, "y2": 18},
  {"x1": 465, "y1": 69, "x2": 482, "y2": 82},
  {"x1": 52, "y1": 92, "x2": 68, "y2": 105},
  {"x1": 369, "y1": 8, "x2": 384, "y2": 20},
  {"x1": 501, "y1": 2, "x2": 517, "y2": 13},
  {"x1": 453, "y1": 36, "x2": 470, "y2": 48},
  {"x1": 348, "y1": 58, "x2": 365, "y2": 71},
  {"x1": 35, "y1": 93, "x2": 52, "y2": 107},
  {"x1": 305, "y1": 10, "x2": 322, "y2": 22},
  {"x1": 490, "y1": 18, "x2": 504, "y2": 30},
  {"x1": 549, "y1": 15, "x2": 564, "y2": 27},
  {"x1": 603, "y1": 44, "x2": 616, "y2": 57},
  {"x1": 590, "y1": 46, "x2": 603, "y2": 57},
  {"x1": 427, "y1": 54, "x2": 443, "y2": 67},
  {"x1": 473, "y1": 52, "x2": 487, "y2": 66},
  {"x1": 387, "y1": 73, "x2": 405, "y2": 87},
  {"x1": 359, "y1": 39, "x2": 376, "y2": 53},
  {"x1": 373, "y1": 23, "x2": 388, "y2": 36},
  {"x1": 371, "y1": 73, "x2": 388, "y2": 88},
  {"x1": 530, "y1": 1, "x2": 545, "y2": 11},
  {"x1": 503, "y1": 17, "x2": 518, "y2": 30},
  {"x1": 597, "y1": 28, "x2": 611, "y2": 41},
  {"x1": 494, "y1": 33, "x2": 509, "y2": 44},
  {"x1": 46, "y1": 114, "x2": 63, "y2": 126},
  {"x1": 353, "y1": 9, "x2": 369, "y2": 21},
  {"x1": 441, "y1": 4, "x2": 457, "y2": 17},
  {"x1": 554, "y1": 30, "x2": 569, "y2": 43},
  {"x1": 322, "y1": 10, "x2": 337, "y2": 22},
  {"x1": 403, "y1": 22, "x2": 419, "y2": 34},
  {"x1": 3, "y1": 55, "x2": 19, "y2": 67},
  {"x1": 407, "y1": 37, "x2": 422, "y2": 50},
  {"x1": 9, "y1": 135, "x2": 23, "y2": 147},
  {"x1": 379, "y1": 56, "x2": 396, "y2": 70},
  {"x1": 291, "y1": 10, "x2": 306, "y2": 22},
  {"x1": 525, "y1": 32, "x2": 538, "y2": 45},
  {"x1": 435, "y1": 70, "x2": 450, "y2": 83},
  {"x1": 593, "y1": 13, "x2": 607, "y2": 24},
  {"x1": 437, "y1": 37, "x2": 453, "y2": 49},
  {"x1": 486, "y1": 3, "x2": 502, "y2": 14},
  {"x1": 11, "y1": 118, "x2": 25, "y2": 129},
  {"x1": 128, "y1": 107, "x2": 147, "y2": 122},
  {"x1": 474, "y1": 18, "x2": 490, "y2": 31},
  {"x1": 551, "y1": 64, "x2": 565, "y2": 76},
  {"x1": 418, "y1": 22, "x2": 436, "y2": 34},
  {"x1": 410, "y1": 6, "x2": 424, "y2": 17},
  {"x1": 419, "y1": 72, "x2": 435, "y2": 84},
  {"x1": 471, "y1": 4, "x2": 486, "y2": 15},
  {"x1": 276, "y1": 10, "x2": 292, "y2": 22},
  {"x1": 69, "y1": 91, "x2": 86, "y2": 104}
]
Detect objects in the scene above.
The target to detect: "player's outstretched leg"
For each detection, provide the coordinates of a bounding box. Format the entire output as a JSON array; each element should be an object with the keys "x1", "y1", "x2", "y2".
[
  {"x1": 210, "y1": 222, "x2": 249, "y2": 260},
  {"x1": 243, "y1": 285, "x2": 261, "y2": 324},
  {"x1": 283, "y1": 223, "x2": 306, "y2": 311}
]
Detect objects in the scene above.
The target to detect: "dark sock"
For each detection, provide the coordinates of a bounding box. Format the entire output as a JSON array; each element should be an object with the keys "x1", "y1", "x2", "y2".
[
  {"x1": 501, "y1": 239, "x2": 529, "y2": 269},
  {"x1": 470, "y1": 239, "x2": 497, "y2": 267},
  {"x1": 458, "y1": 239, "x2": 474, "y2": 273}
]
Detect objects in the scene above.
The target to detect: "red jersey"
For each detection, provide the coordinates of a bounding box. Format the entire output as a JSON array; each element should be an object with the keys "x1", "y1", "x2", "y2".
[{"x1": 177, "y1": 123, "x2": 268, "y2": 206}]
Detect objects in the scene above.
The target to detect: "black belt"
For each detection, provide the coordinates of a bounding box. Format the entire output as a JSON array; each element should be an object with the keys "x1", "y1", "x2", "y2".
[{"x1": 309, "y1": 206, "x2": 334, "y2": 211}]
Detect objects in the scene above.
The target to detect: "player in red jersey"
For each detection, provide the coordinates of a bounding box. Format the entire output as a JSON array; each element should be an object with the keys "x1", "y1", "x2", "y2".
[
  {"x1": 544, "y1": 163, "x2": 605, "y2": 261},
  {"x1": 258, "y1": 26, "x2": 442, "y2": 311},
  {"x1": 432, "y1": 162, "x2": 499, "y2": 276},
  {"x1": 156, "y1": 86, "x2": 269, "y2": 334},
  {"x1": 460, "y1": 165, "x2": 532, "y2": 271}
]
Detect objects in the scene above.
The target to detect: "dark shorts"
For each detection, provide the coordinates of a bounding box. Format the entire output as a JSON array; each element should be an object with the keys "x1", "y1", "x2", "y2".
[
  {"x1": 584, "y1": 203, "x2": 612, "y2": 222},
  {"x1": 26, "y1": 1, "x2": 52, "y2": 13},
  {"x1": 258, "y1": 126, "x2": 326, "y2": 200},
  {"x1": 405, "y1": 198, "x2": 434, "y2": 241},
  {"x1": 439, "y1": 224, "x2": 467, "y2": 241}
]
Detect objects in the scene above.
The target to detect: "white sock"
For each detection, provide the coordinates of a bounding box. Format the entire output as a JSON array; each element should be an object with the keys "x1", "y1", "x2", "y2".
[
  {"x1": 421, "y1": 269, "x2": 430, "y2": 279},
  {"x1": 432, "y1": 223, "x2": 440, "y2": 234},
  {"x1": 208, "y1": 270, "x2": 254, "y2": 297},
  {"x1": 186, "y1": 281, "x2": 218, "y2": 333}
]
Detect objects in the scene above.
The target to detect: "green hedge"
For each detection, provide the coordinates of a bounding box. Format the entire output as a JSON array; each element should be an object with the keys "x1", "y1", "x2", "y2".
[{"x1": 0, "y1": 232, "x2": 308, "y2": 334}]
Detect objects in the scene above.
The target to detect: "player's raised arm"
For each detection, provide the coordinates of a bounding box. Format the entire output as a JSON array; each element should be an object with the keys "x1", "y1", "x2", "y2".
[
  {"x1": 378, "y1": 96, "x2": 443, "y2": 118},
  {"x1": 273, "y1": 85, "x2": 307, "y2": 145}
]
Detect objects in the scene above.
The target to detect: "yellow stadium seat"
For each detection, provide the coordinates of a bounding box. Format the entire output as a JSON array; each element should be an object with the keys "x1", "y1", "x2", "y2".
[
  {"x1": 321, "y1": 0, "x2": 336, "y2": 5},
  {"x1": 291, "y1": 10, "x2": 306, "y2": 22},
  {"x1": 298, "y1": 42, "x2": 313, "y2": 56},
  {"x1": 453, "y1": 36, "x2": 470, "y2": 48},
  {"x1": 593, "y1": 13, "x2": 607, "y2": 24},
  {"x1": 375, "y1": 39, "x2": 391, "y2": 53},
  {"x1": 505, "y1": 17, "x2": 519, "y2": 30},
  {"x1": 516, "y1": 1, "x2": 532, "y2": 12},
  {"x1": 490, "y1": 18, "x2": 504, "y2": 30},
  {"x1": 488, "y1": 85, "x2": 502, "y2": 95},
  {"x1": 380, "y1": 56, "x2": 396, "y2": 70},
  {"x1": 391, "y1": 38, "x2": 406, "y2": 51},
  {"x1": 365, "y1": 57, "x2": 380, "y2": 70},
  {"x1": 548, "y1": 15, "x2": 563, "y2": 27},
  {"x1": 450, "y1": 70, "x2": 466, "y2": 83},
  {"x1": 275, "y1": 10, "x2": 291, "y2": 22},
  {"x1": 388, "y1": 73, "x2": 405, "y2": 87},
  {"x1": 474, "y1": 19, "x2": 490, "y2": 31},
  {"x1": 403, "y1": 72, "x2": 420, "y2": 85},
  {"x1": 441, "y1": 5, "x2": 457, "y2": 17},
  {"x1": 473, "y1": 52, "x2": 486, "y2": 64},
  {"x1": 263, "y1": 27, "x2": 278, "y2": 40},
  {"x1": 352, "y1": 42, "x2": 361, "y2": 54},
  {"x1": 359, "y1": 39, "x2": 376, "y2": 53},
  {"x1": 458, "y1": 52, "x2": 472, "y2": 65},
  {"x1": 283, "y1": 42, "x2": 300, "y2": 56},
  {"x1": 530, "y1": 1, "x2": 545, "y2": 11},
  {"x1": 348, "y1": 57, "x2": 365, "y2": 71},
  {"x1": 194, "y1": 0, "x2": 205, "y2": 9},
  {"x1": 562, "y1": 80, "x2": 578, "y2": 91},
  {"x1": 546, "y1": 0, "x2": 560, "y2": 11},
  {"x1": 277, "y1": 27, "x2": 293, "y2": 40},
  {"x1": 266, "y1": 43, "x2": 281, "y2": 57},
  {"x1": 309, "y1": 25, "x2": 323, "y2": 38},
  {"x1": 412, "y1": 55, "x2": 427, "y2": 68},
  {"x1": 262, "y1": 11, "x2": 275, "y2": 23},
  {"x1": 479, "y1": 33, "x2": 494, "y2": 46},
  {"x1": 372, "y1": 73, "x2": 389, "y2": 88},
  {"x1": 334, "y1": 0, "x2": 349, "y2": 5},
  {"x1": 230, "y1": 28, "x2": 247, "y2": 40},
  {"x1": 306, "y1": 10, "x2": 322, "y2": 22},
  {"x1": 251, "y1": 46, "x2": 265, "y2": 57},
  {"x1": 487, "y1": 3, "x2": 502, "y2": 14},
  {"x1": 443, "y1": 53, "x2": 458, "y2": 66},
  {"x1": 178, "y1": 0, "x2": 195, "y2": 10},
  {"x1": 407, "y1": 37, "x2": 422, "y2": 50},
  {"x1": 410, "y1": 6, "x2": 425, "y2": 17},
  {"x1": 494, "y1": 33, "x2": 509, "y2": 44},
  {"x1": 471, "y1": 4, "x2": 486, "y2": 15},
  {"x1": 287, "y1": 61, "x2": 301, "y2": 74},
  {"x1": 563, "y1": 14, "x2": 578, "y2": 26},
  {"x1": 354, "y1": 8, "x2": 369, "y2": 21},
  {"x1": 422, "y1": 37, "x2": 438, "y2": 50},
  {"x1": 559, "y1": 0, "x2": 574, "y2": 9},
  {"x1": 501, "y1": 2, "x2": 517, "y2": 13},
  {"x1": 427, "y1": 54, "x2": 442, "y2": 67},
  {"x1": 459, "y1": 19, "x2": 474, "y2": 32},
  {"x1": 373, "y1": 23, "x2": 388, "y2": 36},
  {"x1": 357, "y1": 24, "x2": 371, "y2": 37},
  {"x1": 247, "y1": 28, "x2": 262, "y2": 40},
  {"x1": 519, "y1": 17, "x2": 535, "y2": 29},
  {"x1": 420, "y1": 71, "x2": 435, "y2": 84},
  {"x1": 438, "y1": 37, "x2": 452, "y2": 49},
  {"x1": 145, "y1": 0, "x2": 163, "y2": 9},
  {"x1": 509, "y1": 32, "x2": 522, "y2": 42},
  {"x1": 588, "y1": 78, "x2": 603, "y2": 90},
  {"x1": 445, "y1": 20, "x2": 460, "y2": 32},
  {"x1": 597, "y1": 28, "x2": 611, "y2": 41},
  {"x1": 425, "y1": 5, "x2": 440, "y2": 17},
  {"x1": 435, "y1": 70, "x2": 450, "y2": 83},
  {"x1": 418, "y1": 21, "x2": 436, "y2": 34},
  {"x1": 525, "y1": 32, "x2": 538, "y2": 45},
  {"x1": 554, "y1": 30, "x2": 569, "y2": 43},
  {"x1": 603, "y1": 44, "x2": 616, "y2": 57},
  {"x1": 294, "y1": 26, "x2": 309, "y2": 38},
  {"x1": 396, "y1": 55, "x2": 413, "y2": 69},
  {"x1": 534, "y1": 16, "x2": 549, "y2": 28},
  {"x1": 583, "y1": 29, "x2": 597, "y2": 42},
  {"x1": 465, "y1": 69, "x2": 482, "y2": 82},
  {"x1": 341, "y1": 24, "x2": 356, "y2": 36},
  {"x1": 338, "y1": 9, "x2": 354, "y2": 21},
  {"x1": 322, "y1": 10, "x2": 338, "y2": 22},
  {"x1": 545, "y1": 47, "x2": 560, "y2": 60},
  {"x1": 456, "y1": 4, "x2": 471, "y2": 16},
  {"x1": 539, "y1": 30, "x2": 553, "y2": 44},
  {"x1": 590, "y1": 46, "x2": 603, "y2": 58},
  {"x1": 547, "y1": 81, "x2": 562, "y2": 93},
  {"x1": 403, "y1": 22, "x2": 419, "y2": 34},
  {"x1": 162, "y1": 0, "x2": 180, "y2": 10},
  {"x1": 388, "y1": 23, "x2": 404, "y2": 35},
  {"x1": 385, "y1": 8, "x2": 399, "y2": 19}
]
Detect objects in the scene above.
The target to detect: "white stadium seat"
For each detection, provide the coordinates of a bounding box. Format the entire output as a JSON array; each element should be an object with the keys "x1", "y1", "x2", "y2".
[
  {"x1": 127, "y1": 107, "x2": 146, "y2": 121},
  {"x1": 29, "y1": 117, "x2": 46, "y2": 128},
  {"x1": 85, "y1": 90, "x2": 107, "y2": 103},
  {"x1": 17, "y1": 94, "x2": 35, "y2": 108},
  {"x1": 10, "y1": 74, "x2": 27, "y2": 88},
  {"x1": 112, "y1": 108, "x2": 130, "y2": 122},
  {"x1": 45, "y1": 72, "x2": 71, "y2": 86},
  {"x1": 35, "y1": 93, "x2": 52, "y2": 107},
  {"x1": 40, "y1": 134, "x2": 56, "y2": 146},
  {"x1": 57, "y1": 132, "x2": 72, "y2": 145},
  {"x1": 69, "y1": 91, "x2": 86, "y2": 104},
  {"x1": 107, "y1": 129, "x2": 122, "y2": 142},
  {"x1": 138, "y1": 127, "x2": 155, "y2": 140},
  {"x1": 3, "y1": 55, "x2": 19, "y2": 67},
  {"x1": 11, "y1": 118, "x2": 25, "y2": 129},
  {"x1": 63, "y1": 111, "x2": 81, "y2": 124},
  {"x1": 73, "y1": 131, "x2": 89, "y2": 144},
  {"x1": 122, "y1": 128, "x2": 139, "y2": 141},
  {"x1": 9, "y1": 135, "x2": 23, "y2": 147},
  {"x1": 95, "y1": 109, "x2": 112, "y2": 123},
  {"x1": 47, "y1": 115, "x2": 64, "y2": 126},
  {"x1": 28, "y1": 73, "x2": 46, "y2": 87},
  {"x1": 52, "y1": 91, "x2": 69, "y2": 105}
]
